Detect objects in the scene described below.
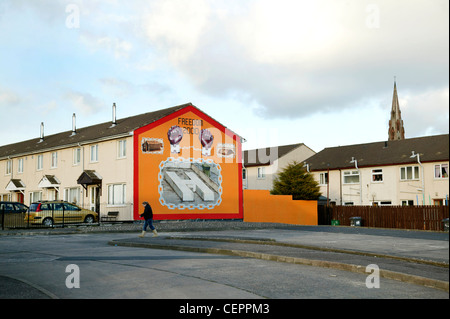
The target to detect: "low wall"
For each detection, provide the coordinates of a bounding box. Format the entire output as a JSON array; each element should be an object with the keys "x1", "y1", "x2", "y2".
[{"x1": 243, "y1": 190, "x2": 317, "y2": 225}]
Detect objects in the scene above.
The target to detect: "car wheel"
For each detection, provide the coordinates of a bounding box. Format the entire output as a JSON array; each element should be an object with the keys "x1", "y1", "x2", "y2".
[
  {"x1": 43, "y1": 218, "x2": 53, "y2": 227},
  {"x1": 84, "y1": 215, "x2": 95, "y2": 224}
]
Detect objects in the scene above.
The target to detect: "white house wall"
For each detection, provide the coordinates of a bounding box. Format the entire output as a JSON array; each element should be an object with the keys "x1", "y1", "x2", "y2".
[
  {"x1": 0, "y1": 136, "x2": 134, "y2": 219},
  {"x1": 244, "y1": 145, "x2": 316, "y2": 191},
  {"x1": 314, "y1": 161, "x2": 449, "y2": 205}
]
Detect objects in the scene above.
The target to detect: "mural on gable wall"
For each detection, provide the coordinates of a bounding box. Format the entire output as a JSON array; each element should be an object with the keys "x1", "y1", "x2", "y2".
[{"x1": 134, "y1": 106, "x2": 242, "y2": 220}]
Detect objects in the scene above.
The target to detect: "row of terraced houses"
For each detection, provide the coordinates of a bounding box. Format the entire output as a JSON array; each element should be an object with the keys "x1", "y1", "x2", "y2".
[{"x1": 1, "y1": 83, "x2": 449, "y2": 222}]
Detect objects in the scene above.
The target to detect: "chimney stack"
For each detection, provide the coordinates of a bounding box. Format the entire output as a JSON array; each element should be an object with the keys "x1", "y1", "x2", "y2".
[
  {"x1": 111, "y1": 103, "x2": 117, "y2": 127},
  {"x1": 71, "y1": 113, "x2": 77, "y2": 136},
  {"x1": 39, "y1": 122, "x2": 44, "y2": 142}
]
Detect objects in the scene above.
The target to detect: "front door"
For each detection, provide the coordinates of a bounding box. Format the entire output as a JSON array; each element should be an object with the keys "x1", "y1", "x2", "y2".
[
  {"x1": 17, "y1": 192, "x2": 24, "y2": 204},
  {"x1": 89, "y1": 186, "x2": 100, "y2": 213}
]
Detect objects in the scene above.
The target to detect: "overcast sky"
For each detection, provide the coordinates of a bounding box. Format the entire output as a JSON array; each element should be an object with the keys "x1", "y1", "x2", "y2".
[{"x1": 0, "y1": 0, "x2": 448, "y2": 152}]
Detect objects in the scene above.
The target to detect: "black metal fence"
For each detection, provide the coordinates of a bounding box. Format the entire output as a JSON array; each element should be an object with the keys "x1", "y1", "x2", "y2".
[{"x1": 1, "y1": 202, "x2": 134, "y2": 230}]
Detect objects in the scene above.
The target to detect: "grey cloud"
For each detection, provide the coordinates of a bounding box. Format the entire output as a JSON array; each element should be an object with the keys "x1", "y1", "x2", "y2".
[{"x1": 156, "y1": 0, "x2": 448, "y2": 121}]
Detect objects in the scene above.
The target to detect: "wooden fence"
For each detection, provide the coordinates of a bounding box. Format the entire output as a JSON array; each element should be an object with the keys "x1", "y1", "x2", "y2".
[{"x1": 319, "y1": 205, "x2": 449, "y2": 231}]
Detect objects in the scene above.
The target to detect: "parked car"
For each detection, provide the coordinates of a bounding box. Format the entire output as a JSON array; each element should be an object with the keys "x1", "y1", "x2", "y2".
[
  {"x1": 25, "y1": 201, "x2": 98, "y2": 226},
  {"x1": 0, "y1": 201, "x2": 28, "y2": 214}
]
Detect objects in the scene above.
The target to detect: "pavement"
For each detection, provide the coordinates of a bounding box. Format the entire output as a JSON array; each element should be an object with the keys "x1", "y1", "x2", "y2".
[{"x1": 1, "y1": 220, "x2": 449, "y2": 293}]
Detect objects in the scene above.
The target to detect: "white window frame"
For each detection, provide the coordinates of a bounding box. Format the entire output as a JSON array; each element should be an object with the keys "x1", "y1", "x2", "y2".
[
  {"x1": 257, "y1": 167, "x2": 266, "y2": 179},
  {"x1": 90, "y1": 145, "x2": 99, "y2": 163},
  {"x1": 344, "y1": 202, "x2": 354, "y2": 206},
  {"x1": 51, "y1": 152, "x2": 58, "y2": 168},
  {"x1": 400, "y1": 166, "x2": 420, "y2": 181},
  {"x1": 117, "y1": 140, "x2": 127, "y2": 159},
  {"x1": 64, "y1": 187, "x2": 80, "y2": 204},
  {"x1": 108, "y1": 183, "x2": 126, "y2": 206},
  {"x1": 29, "y1": 191, "x2": 42, "y2": 203},
  {"x1": 373, "y1": 200, "x2": 392, "y2": 206},
  {"x1": 73, "y1": 148, "x2": 81, "y2": 166},
  {"x1": 319, "y1": 172, "x2": 328, "y2": 185},
  {"x1": 371, "y1": 169, "x2": 383, "y2": 182},
  {"x1": 17, "y1": 158, "x2": 24, "y2": 174},
  {"x1": 343, "y1": 170, "x2": 360, "y2": 184},
  {"x1": 1, "y1": 193, "x2": 11, "y2": 201},
  {"x1": 434, "y1": 163, "x2": 449, "y2": 179},
  {"x1": 401, "y1": 200, "x2": 414, "y2": 206},
  {"x1": 5, "y1": 160, "x2": 12, "y2": 175},
  {"x1": 37, "y1": 154, "x2": 43, "y2": 171}
]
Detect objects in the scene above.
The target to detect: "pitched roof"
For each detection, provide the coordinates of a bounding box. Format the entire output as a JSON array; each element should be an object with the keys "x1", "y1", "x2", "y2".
[
  {"x1": 243, "y1": 143, "x2": 307, "y2": 166},
  {"x1": 0, "y1": 103, "x2": 190, "y2": 159},
  {"x1": 305, "y1": 134, "x2": 449, "y2": 171}
]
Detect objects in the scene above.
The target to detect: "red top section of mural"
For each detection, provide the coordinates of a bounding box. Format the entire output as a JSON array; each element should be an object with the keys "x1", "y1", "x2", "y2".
[{"x1": 133, "y1": 104, "x2": 243, "y2": 221}]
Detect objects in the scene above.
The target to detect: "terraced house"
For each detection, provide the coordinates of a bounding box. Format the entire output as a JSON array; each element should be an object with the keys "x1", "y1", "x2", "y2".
[
  {"x1": 305, "y1": 134, "x2": 449, "y2": 206},
  {"x1": 0, "y1": 103, "x2": 244, "y2": 221}
]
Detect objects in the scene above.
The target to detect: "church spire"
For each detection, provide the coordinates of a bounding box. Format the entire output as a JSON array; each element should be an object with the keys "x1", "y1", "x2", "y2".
[{"x1": 388, "y1": 79, "x2": 405, "y2": 140}]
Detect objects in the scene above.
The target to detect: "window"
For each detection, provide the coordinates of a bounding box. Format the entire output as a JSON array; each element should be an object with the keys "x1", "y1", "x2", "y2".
[
  {"x1": 373, "y1": 201, "x2": 392, "y2": 206},
  {"x1": 371, "y1": 169, "x2": 383, "y2": 182},
  {"x1": 343, "y1": 170, "x2": 359, "y2": 184},
  {"x1": 1, "y1": 193, "x2": 11, "y2": 201},
  {"x1": 51, "y1": 152, "x2": 58, "y2": 168},
  {"x1": 17, "y1": 158, "x2": 24, "y2": 174},
  {"x1": 108, "y1": 184, "x2": 126, "y2": 205},
  {"x1": 400, "y1": 166, "x2": 419, "y2": 181},
  {"x1": 242, "y1": 168, "x2": 246, "y2": 180},
  {"x1": 319, "y1": 172, "x2": 328, "y2": 185},
  {"x1": 29, "y1": 191, "x2": 42, "y2": 203},
  {"x1": 401, "y1": 200, "x2": 414, "y2": 206},
  {"x1": 37, "y1": 155, "x2": 43, "y2": 171},
  {"x1": 118, "y1": 140, "x2": 127, "y2": 158},
  {"x1": 64, "y1": 203, "x2": 80, "y2": 211},
  {"x1": 344, "y1": 202, "x2": 354, "y2": 206},
  {"x1": 257, "y1": 167, "x2": 265, "y2": 179},
  {"x1": 64, "y1": 187, "x2": 80, "y2": 204},
  {"x1": 90, "y1": 145, "x2": 98, "y2": 162},
  {"x1": 73, "y1": 148, "x2": 81, "y2": 165},
  {"x1": 6, "y1": 160, "x2": 12, "y2": 175},
  {"x1": 434, "y1": 164, "x2": 448, "y2": 179}
]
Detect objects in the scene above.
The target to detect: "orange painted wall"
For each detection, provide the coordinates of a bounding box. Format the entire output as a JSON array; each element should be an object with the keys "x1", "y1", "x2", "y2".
[
  {"x1": 243, "y1": 190, "x2": 318, "y2": 225},
  {"x1": 134, "y1": 105, "x2": 243, "y2": 220}
]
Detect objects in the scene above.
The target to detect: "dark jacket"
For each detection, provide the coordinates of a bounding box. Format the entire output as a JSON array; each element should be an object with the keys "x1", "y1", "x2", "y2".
[{"x1": 140, "y1": 204, "x2": 153, "y2": 220}]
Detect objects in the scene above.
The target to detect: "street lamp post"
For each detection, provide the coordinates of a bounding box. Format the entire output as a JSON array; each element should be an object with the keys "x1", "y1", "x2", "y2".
[{"x1": 410, "y1": 151, "x2": 425, "y2": 205}]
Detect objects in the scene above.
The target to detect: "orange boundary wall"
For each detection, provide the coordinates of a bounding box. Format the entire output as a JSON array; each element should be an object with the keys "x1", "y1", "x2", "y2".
[{"x1": 243, "y1": 190, "x2": 318, "y2": 225}]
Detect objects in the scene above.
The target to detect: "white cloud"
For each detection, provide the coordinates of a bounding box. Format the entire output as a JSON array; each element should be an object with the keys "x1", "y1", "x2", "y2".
[
  {"x1": 0, "y1": 88, "x2": 20, "y2": 105},
  {"x1": 143, "y1": 0, "x2": 211, "y2": 64},
  {"x1": 65, "y1": 90, "x2": 104, "y2": 115},
  {"x1": 38, "y1": 100, "x2": 58, "y2": 115},
  {"x1": 80, "y1": 32, "x2": 133, "y2": 59},
  {"x1": 233, "y1": 0, "x2": 345, "y2": 65}
]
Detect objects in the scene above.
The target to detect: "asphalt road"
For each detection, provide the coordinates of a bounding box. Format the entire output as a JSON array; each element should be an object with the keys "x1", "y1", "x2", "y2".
[{"x1": 0, "y1": 224, "x2": 448, "y2": 301}]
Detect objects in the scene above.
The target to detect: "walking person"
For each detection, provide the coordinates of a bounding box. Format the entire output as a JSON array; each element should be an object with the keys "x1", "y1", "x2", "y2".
[{"x1": 139, "y1": 201, "x2": 158, "y2": 238}]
